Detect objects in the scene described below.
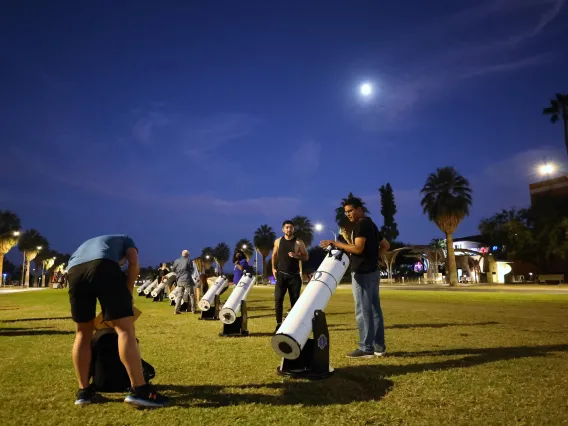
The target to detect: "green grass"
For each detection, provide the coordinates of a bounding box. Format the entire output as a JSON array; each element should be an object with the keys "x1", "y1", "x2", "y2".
[{"x1": 1, "y1": 287, "x2": 568, "y2": 425}]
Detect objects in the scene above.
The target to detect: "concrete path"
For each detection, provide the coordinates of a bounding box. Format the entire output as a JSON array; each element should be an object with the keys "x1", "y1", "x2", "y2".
[
  {"x1": 0, "y1": 287, "x2": 49, "y2": 294},
  {"x1": 376, "y1": 283, "x2": 568, "y2": 294}
]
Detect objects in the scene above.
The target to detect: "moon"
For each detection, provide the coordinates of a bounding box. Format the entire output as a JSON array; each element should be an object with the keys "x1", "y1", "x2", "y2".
[{"x1": 360, "y1": 82, "x2": 373, "y2": 97}]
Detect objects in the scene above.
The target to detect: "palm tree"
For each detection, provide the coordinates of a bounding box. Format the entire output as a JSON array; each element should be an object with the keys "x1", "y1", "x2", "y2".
[
  {"x1": 0, "y1": 210, "x2": 21, "y2": 283},
  {"x1": 212, "y1": 242, "x2": 230, "y2": 274},
  {"x1": 291, "y1": 216, "x2": 314, "y2": 247},
  {"x1": 420, "y1": 167, "x2": 472, "y2": 286},
  {"x1": 234, "y1": 238, "x2": 254, "y2": 260},
  {"x1": 17, "y1": 229, "x2": 49, "y2": 287},
  {"x1": 34, "y1": 248, "x2": 58, "y2": 287},
  {"x1": 253, "y1": 224, "x2": 276, "y2": 279},
  {"x1": 335, "y1": 192, "x2": 370, "y2": 243},
  {"x1": 543, "y1": 93, "x2": 568, "y2": 155}
]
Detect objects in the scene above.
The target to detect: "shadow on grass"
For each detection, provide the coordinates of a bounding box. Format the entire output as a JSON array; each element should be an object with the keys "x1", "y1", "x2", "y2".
[
  {"x1": 161, "y1": 367, "x2": 394, "y2": 407},
  {"x1": 387, "y1": 321, "x2": 500, "y2": 330},
  {"x1": 247, "y1": 332, "x2": 276, "y2": 338},
  {"x1": 353, "y1": 344, "x2": 568, "y2": 379},
  {"x1": 157, "y1": 344, "x2": 568, "y2": 407},
  {"x1": 1, "y1": 316, "x2": 71, "y2": 323},
  {"x1": 248, "y1": 314, "x2": 275, "y2": 319},
  {"x1": 0, "y1": 328, "x2": 74, "y2": 336}
]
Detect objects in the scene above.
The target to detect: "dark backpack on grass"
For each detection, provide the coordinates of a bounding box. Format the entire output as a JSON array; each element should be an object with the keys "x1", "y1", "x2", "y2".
[{"x1": 89, "y1": 328, "x2": 156, "y2": 392}]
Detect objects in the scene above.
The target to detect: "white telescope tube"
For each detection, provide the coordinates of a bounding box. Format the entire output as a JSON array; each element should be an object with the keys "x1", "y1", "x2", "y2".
[
  {"x1": 271, "y1": 248, "x2": 349, "y2": 360},
  {"x1": 143, "y1": 279, "x2": 158, "y2": 295},
  {"x1": 219, "y1": 273, "x2": 256, "y2": 324},
  {"x1": 151, "y1": 273, "x2": 176, "y2": 298},
  {"x1": 137, "y1": 280, "x2": 152, "y2": 294},
  {"x1": 198, "y1": 276, "x2": 228, "y2": 311}
]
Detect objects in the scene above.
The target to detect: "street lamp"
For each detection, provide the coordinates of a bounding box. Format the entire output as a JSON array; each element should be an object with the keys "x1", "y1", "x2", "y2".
[
  {"x1": 539, "y1": 163, "x2": 555, "y2": 177},
  {"x1": 0, "y1": 230, "x2": 20, "y2": 238},
  {"x1": 314, "y1": 223, "x2": 337, "y2": 241}
]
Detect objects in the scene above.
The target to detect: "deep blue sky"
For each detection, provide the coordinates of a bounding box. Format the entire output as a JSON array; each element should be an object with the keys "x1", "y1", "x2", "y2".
[{"x1": 1, "y1": 0, "x2": 567, "y2": 267}]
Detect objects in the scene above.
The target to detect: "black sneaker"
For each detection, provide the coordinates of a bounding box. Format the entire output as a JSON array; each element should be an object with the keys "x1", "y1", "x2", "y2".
[
  {"x1": 124, "y1": 384, "x2": 169, "y2": 408},
  {"x1": 75, "y1": 387, "x2": 95, "y2": 406},
  {"x1": 346, "y1": 349, "x2": 374, "y2": 359}
]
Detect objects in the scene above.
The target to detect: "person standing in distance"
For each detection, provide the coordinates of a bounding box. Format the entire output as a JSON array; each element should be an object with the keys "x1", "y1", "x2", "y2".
[
  {"x1": 272, "y1": 220, "x2": 309, "y2": 333},
  {"x1": 67, "y1": 234, "x2": 169, "y2": 407},
  {"x1": 320, "y1": 196, "x2": 390, "y2": 358},
  {"x1": 172, "y1": 249, "x2": 196, "y2": 314}
]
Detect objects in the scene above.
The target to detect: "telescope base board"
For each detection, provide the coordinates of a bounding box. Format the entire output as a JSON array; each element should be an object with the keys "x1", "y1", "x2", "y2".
[
  {"x1": 276, "y1": 310, "x2": 333, "y2": 380},
  {"x1": 199, "y1": 295, "x2": 220, "y2": 321},
  {"x1": 219, "y1": 300, "x2": 248, "y2": 337}
]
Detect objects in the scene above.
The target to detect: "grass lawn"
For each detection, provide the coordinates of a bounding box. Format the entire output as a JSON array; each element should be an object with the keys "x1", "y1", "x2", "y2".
[{"x1": 1, "y1": 286, "x2": 568, "y2": 425}]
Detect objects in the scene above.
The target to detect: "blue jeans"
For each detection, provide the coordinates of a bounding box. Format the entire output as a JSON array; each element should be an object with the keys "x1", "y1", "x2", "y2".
[{"x1": 351, "y1": 271, "x2": 386, "y2": 353}]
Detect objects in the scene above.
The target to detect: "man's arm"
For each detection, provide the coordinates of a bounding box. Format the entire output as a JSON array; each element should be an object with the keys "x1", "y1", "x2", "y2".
[
  {"x1": 272, "y1": 238, "x2": 280, "y2": 275},
  {"x1": 125, "y1": 247, "x2": 139, "y2": 294},
  {"x1": 328, "y1": 237, "x2": 366, "y2": 255},
  {"x1": 291, "y1": 239, "x2": 309, "y2": 261}
]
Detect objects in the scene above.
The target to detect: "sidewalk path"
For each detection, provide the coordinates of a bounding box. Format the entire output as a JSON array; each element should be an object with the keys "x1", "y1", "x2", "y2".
[{"x1": 0, "y1": 288, "x2": 50, "y2": 295}]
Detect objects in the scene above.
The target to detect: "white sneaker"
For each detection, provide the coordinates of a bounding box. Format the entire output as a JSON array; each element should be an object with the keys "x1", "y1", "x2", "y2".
[{"x1": 374, "y1": 351, "x2": 387, "y2": 357}]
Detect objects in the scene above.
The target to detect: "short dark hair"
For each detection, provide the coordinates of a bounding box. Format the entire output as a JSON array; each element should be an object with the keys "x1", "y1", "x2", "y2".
[
  {"x1": 282, "y1": 220, "x2": 294, "y2": 227},
  {"x1": 343, "y1": 196, "x2": 364, "y2": 209}
]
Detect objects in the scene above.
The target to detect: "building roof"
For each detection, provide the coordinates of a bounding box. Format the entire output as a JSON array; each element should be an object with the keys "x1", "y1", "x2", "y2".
[{"x1": 452, "y1": 235, "x2": 489, "y2": 244}]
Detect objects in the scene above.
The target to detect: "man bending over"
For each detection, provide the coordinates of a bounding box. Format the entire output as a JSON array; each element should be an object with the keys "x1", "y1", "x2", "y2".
[{"x1": 67, "y1": 234, "x2": 169, "y2": 407}]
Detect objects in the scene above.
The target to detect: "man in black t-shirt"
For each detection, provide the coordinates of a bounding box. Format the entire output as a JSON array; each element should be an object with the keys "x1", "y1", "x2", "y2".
[{"x1": 320, "y1": 196, "x2": 390, "y2": 358}]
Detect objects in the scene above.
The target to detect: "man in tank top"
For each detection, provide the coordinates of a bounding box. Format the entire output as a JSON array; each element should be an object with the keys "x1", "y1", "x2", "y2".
[{"x1": 271, "y1": 220, "x2": 309, "y2": 333}]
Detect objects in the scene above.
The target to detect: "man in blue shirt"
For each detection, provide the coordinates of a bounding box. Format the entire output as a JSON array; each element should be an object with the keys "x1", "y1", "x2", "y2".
[{"x1": 67, "y1": 234, "x2": 168, "y2": 408}]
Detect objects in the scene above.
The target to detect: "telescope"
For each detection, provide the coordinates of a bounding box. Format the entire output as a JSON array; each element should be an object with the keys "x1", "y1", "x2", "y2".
[
  {"x1": 143, "y1": 279, "x2": 159, "y2": 297},
  {"x1": 271, "y1": 246, "x2": 349, "y2": 379},
  {"x1": 219, "y1": 272, "x2": 256, "y2": 337},
  {"x1": 198, "y1": 275, "x2": 228, "y2": 320},
  {"x1": 136, "y1": 280, "x2": 153, "y2": 295},
  {"x1": 152, "y1": 273, "x2": 176, "y2": 301}
]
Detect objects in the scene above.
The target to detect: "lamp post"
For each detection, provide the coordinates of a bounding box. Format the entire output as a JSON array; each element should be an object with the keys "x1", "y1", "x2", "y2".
[
  {"x1": 539, "y1": 162, "x2": 556, "y2": 178},
  {"x1": 0, "y1": 230, "x2": 20, "y2": 238},
  {"x1": 314, "y1": 223, "x2": 337, "y2": 241}
]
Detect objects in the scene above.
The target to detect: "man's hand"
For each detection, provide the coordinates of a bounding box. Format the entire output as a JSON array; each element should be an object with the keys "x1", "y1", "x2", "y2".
[
  {"x1": 272, "y1": 268, "x2": 278, "y2": 277},
  {"x1": 288, "y1": 251, "x2": 298, "y2": 258},
  {"x1": 319, "y1": 240, "x2": 335, "y2": 249}
]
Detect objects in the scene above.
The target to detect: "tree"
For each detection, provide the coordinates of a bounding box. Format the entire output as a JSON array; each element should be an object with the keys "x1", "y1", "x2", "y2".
[
  {"x1": 335, "y1": 192, "x2": 370, "y2": 243},
  {"x1": 253, "y1": 224, "x2": 276, "y2": 279},
  {"x1": 234, "y1": 238, "x2": 254, "y2": 260},
  {"x1": 303, "y1": 246, "x2": 327, "y2": 275},
  {"x1": 17, "y1": 229, "x2": 49, "y2": 287},
  {"x1": 291, "y1": 215, "x2": 314, "y2": 247},
  {"x1": 543, "y1": 93, "x2": 568, "y2": 155},
  {"x1": 420, "y1": 167, "x2": 472, "y2": 286},
  {"x1": 0, "y1": 210, "x2": 21, "y2": 283},
  {"x1": 212, "y1": 242, "x2": 230, "y2": 274},
  {"x1": 33, "y1": 248, "x2": 56, "y2": 287},
  {"x1": 479, "y1": 206, "x2": 568, "y2": 273},
  {"x1": 378, "y1": 183, "x2": 399, "y2": 241}
]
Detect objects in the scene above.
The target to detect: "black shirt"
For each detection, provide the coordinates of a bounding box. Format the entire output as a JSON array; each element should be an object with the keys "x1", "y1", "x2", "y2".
[
  {"x1": 277, "y1": 236, "x2": 300, "y2": 275},
  {"x1": 350, "y1": 216, "x2": 382, "y2": 274}
]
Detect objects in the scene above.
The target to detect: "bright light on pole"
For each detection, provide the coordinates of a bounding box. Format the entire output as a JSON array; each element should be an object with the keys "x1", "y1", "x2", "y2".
[
  {"x1": 314, "y1": 222, "x2": 337, "y2": 241},
  {"x1": 539, "y1": 163, "x2": 555, "y2": 176},
  {"x1": 242, "y1": 244, "x2": 247, "y2": 249}
]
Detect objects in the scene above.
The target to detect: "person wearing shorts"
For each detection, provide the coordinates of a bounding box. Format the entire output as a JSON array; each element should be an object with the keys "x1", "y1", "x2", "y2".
[{"x1": 67, "y1": 234, "x2": 168, "y2": 408}]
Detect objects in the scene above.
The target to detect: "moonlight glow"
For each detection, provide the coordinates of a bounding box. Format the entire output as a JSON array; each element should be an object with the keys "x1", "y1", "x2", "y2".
[{"x1": 360, "y1": 82, "x2": 373, "y2": 97}]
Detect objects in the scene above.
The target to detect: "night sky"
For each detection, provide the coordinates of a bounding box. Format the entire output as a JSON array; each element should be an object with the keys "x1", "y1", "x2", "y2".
[{"x1": 1, "y1": 1, "x2": 567, "y2": 268}]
